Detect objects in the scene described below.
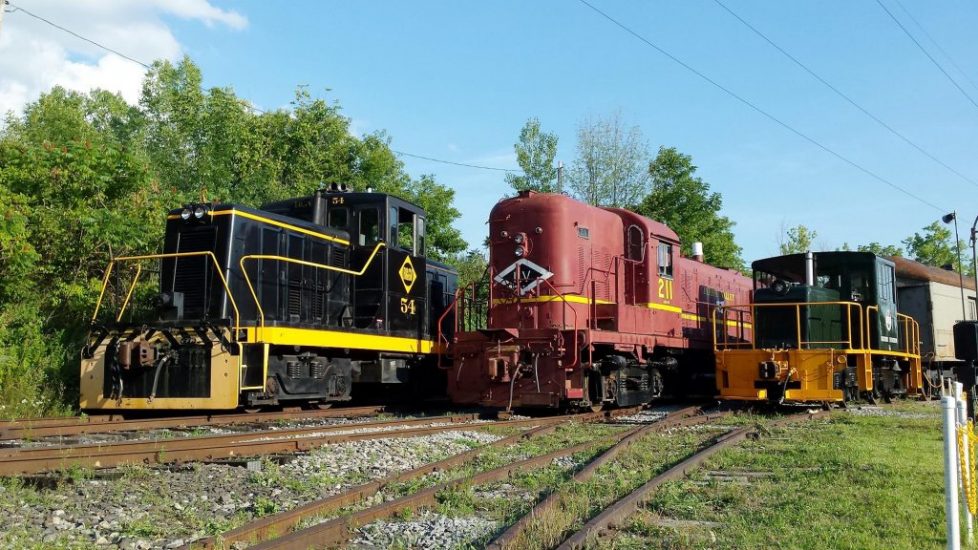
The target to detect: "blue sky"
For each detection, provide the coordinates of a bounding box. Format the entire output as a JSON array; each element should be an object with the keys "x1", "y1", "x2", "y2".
[{"x1": 19, "y1": 0, "x2": 978, "y2": 263}]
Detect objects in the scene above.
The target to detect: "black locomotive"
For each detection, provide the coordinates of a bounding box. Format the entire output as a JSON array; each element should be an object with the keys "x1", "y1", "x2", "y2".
[{"x1": 80, "y1": 186, "x2": 457, "y2": 410}]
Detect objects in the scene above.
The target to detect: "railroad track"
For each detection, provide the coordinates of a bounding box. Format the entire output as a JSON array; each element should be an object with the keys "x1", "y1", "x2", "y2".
[
  {"x1": 0, "y1": 405, "x2": 386, "y2": 440},
  {"x1": 553, "y1": 409, "x2": 825, "y2": 550},
  {"x1": 0, "y1": 406, "x2": 649, "y2": 476},
  {"x1": 181, "y1": 405, "x2": 703, "y2": 550}
]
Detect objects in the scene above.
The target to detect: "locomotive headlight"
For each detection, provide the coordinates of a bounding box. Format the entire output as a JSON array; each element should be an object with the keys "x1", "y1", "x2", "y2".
[
  {"x1": 515, "y1": 245, "x2": 526, "y2": 257},
  {"x1": 193, "y1": 205, "x2": 208, "y2": 219},
  {"x1": 514, "y1": 234, "x2": 525, "y2": 244},
  {"x1": 180, "y1": 208, "x2": 192, "y2": 221}
]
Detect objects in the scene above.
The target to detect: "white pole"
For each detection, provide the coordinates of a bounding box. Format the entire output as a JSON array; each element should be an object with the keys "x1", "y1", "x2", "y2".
[
  {"x1": 959, "y1": 385, "x2": 975, "y2": 545},
  {"x1": 946, "y1": 388, "x2": 963, "y2": 550}
]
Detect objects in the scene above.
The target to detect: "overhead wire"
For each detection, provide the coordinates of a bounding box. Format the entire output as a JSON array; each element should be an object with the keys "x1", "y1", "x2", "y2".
[
  {"x1": 577, "y1": 0, "x2": 947, "y2": 213},
  {"x1": 712, "y1": 0, "x2": 978, "y2": 190},
  {"x1": 7, "y1": 2, "x2": 151, "y2": 69},
  {"x1": 890, "y1": 0, "x2": 978, "y2": 96},
  {"x1": 6, "y1": 2, "x2": 518, "y2": 174},
  {"x1": 874, "y1": 0, "x2": 978, "y2": 111},
  {"x1": 390, "y1": 150, "x2": 518, "y2": 172}
]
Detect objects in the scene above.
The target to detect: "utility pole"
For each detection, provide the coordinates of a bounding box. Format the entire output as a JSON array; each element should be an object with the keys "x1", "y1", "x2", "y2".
[{"x1": 557, "y1": 160, "x2": 564, "y2": 193}]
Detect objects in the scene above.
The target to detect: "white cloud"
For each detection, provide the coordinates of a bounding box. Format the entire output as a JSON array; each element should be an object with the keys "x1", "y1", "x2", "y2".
[{"x1": 0, "y1": 0, "x2": 247, "y2": 116}]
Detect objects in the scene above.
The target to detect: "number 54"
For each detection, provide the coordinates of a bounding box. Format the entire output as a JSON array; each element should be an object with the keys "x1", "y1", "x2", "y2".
[{"x1": 400, "y1": 298, "x2": 417, "y2": 315}]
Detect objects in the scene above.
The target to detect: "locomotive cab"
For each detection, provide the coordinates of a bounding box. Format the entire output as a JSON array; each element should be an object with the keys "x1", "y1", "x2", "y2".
[{"x1": 715, "y1": 251, "x2": 922, "y2": 404}]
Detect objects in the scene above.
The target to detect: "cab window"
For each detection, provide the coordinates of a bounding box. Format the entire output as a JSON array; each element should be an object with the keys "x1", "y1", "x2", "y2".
[
  {"x1": 390, "y1": 206, "x2": 416, "y2": 253},
  {"x1": 626, "y1": 225, "x2": 644, "y2": 261},
  {"x1": 657, "y1": 243, "x2": 673, "y2": 278},
  {"x1": 417, "y1": 216, "x2": 426, "y2": 256},
  {"x1": 358, "y1": 208, "x2": 380, "y2": 246},
  {"x1": 328, "y1": 207, "x2": 348, "y2": 231}
]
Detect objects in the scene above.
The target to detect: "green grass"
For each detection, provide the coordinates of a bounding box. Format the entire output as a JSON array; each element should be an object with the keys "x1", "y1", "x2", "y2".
[
  {"x1": 502, "y1": 427, "x2": 722, "y2": 550},
  {"x1": 603, "y1": 401, "x2": 945, "y2": 550}
]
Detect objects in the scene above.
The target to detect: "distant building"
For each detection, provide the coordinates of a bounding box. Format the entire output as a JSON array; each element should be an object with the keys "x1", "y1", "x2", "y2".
[{"x1": 892, "y1": 256, "x2": 975, "y2": 366}]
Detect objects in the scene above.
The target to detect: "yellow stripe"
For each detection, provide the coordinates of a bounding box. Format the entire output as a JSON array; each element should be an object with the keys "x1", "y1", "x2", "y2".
[
  {"x1": 167, "y1": 210, "x2": 350, "y2": 246},
  {"x1": 245, "y1": 326, "x2": 440, "y2": 354},
  {"x1": 492, "y1": 295, "x2": 614, "y2": 306},
  {"x1": 491, "y1": 298, "x2": 752, "y2": 328},
  {"x1": 640, "y1": 302, "x2": 683, "y2": 313}
]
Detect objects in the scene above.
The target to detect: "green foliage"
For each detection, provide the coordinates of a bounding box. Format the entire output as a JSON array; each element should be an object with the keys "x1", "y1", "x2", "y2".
[
  {"x1": 635, "y1": 147, "x2": 744, "y2": 270},
  {"x1": 505, "y1": 117, "x2": 560, "y2": 193},
  {"x1": 0, "y1": 57, "x2": 466, "y2": 416},
  {"x1": 450, "y1": 249, "x2": 488, "y2": 288},
  {"x1": 903, "y1": 221, "x2": 972, "y2": 275},
  {"x1": 856, "y1": 242, "x2": 903, "y2": 257},
  {"x1": 779, "y1": 224, "x2": 817, "y2": 255}
]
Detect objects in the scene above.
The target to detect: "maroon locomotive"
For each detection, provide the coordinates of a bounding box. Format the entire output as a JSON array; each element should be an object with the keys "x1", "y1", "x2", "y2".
[{"x1": 445, "y1": 191, "x2": 752, "y2": 410}]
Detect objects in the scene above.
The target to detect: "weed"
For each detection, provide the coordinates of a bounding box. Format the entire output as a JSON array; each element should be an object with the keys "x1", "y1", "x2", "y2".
[
  {"x1": 253, "y1": 496, "x2": 280, "y2": 517},
  {"x1": 435, "y1": 484, "x2": 476, "y2": 517}
]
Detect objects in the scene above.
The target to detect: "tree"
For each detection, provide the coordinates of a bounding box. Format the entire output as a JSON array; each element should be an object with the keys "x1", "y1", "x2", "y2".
[
  {"x1": 635, "y1": 147, "x2": 743, "y2": 270},
  {"x1": 779, "y1": 224, "x2": 817, "y2": 255},
  {"x1": 903, "y1": 221, "x2": 971, "y2": 274},
  {"x1": 567, "y1": 111, "x2": 649, "y2": 207},
  {"x1": 857, "y1": 242, "x2": 903, "y2": 257},
  {"x1": 505, "y1": 118, "x2": 559, "y2": 193}
]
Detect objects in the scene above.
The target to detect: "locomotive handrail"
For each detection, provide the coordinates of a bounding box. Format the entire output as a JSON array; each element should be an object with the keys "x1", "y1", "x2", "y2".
[
  {"x1": 538, "y1": 277, "x2": 580, "y2": 370},
  {"x1": 92, "y1": 251, "x2": 242, "y2": 331},
  {"x1": 436, "y1": 286, "x2": 465, "y2": 370},
  {"x1": 238, "y1": 242, "x2": 387, "y2": 329},
  {"x1": 713, "y1": 301, "x2": 867, "y2": 352}
]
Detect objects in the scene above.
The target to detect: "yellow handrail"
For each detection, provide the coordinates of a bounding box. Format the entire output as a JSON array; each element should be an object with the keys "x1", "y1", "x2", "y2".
[
  {"x1": 92, "y1": 251, "x2": 242, "y2": 330},
  {"x1": 714, "y1": 300, "x2": 922, "y2": 357},
  {"x1": 116, "y1": 264, "x2": 143, "y2": 322},
  {"x1": 713, "y1": 301, "x2": 865, "y2": 351},
  {"x1": 238, "y1": 242, "x2": 386, "y2": 329}
]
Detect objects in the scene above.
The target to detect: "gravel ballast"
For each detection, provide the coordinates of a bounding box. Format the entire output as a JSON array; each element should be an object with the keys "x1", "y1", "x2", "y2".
[{"x1": 0, "y1": 429, "x2": 502, "y2": 549}]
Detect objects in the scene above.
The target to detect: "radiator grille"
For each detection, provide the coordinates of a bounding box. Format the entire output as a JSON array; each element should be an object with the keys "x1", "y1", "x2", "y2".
[{"x1": 174, "y1": 227, "x2": 217, "y2": 317}]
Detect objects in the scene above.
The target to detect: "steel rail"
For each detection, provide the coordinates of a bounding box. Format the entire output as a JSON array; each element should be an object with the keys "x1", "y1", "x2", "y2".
[
  {"x1": 0, "y1": 406, "x2": 386, "y2": 440},
  {"x1": 0, "y1": 414, "x2": 482, "y2": 475},
  {"x1": 487, "y1": 406, "x2": 722, "y2": 549},
  {"x1": 185, "y1": 421, "x2": 570, "y2": 549},
  {"x1": 0, "y1": 408, "x2": 645, "y2": 476},
  {"x1": 555, "y1": 410, "x2": 825, "y2": 550},
  {"x1": 244, "y1": 407, "x2": 684, "y2": 550}
]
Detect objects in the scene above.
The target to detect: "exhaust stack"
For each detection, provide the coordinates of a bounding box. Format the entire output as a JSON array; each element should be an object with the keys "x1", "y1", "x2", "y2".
[
  {"x1": 805, "y1": 251, "x2": 815, "y2": 286},
  {"x1": 692, "y1": 242, "x2": 704, "y2": 263}
]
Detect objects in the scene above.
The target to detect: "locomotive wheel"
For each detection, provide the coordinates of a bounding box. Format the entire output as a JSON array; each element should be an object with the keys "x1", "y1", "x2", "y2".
[
  {"x1": 315, "y1": 402, "x2": 333, "y2": 410},
  {"x1": 244, "y1": 407, "x2": 261, "y2": 414},
  {"x1": 864, "y1": 390, "x2": 879, "y2": 405},
  {"x1": 589, "y1": 403, "x2": 604, "y2": 413}
]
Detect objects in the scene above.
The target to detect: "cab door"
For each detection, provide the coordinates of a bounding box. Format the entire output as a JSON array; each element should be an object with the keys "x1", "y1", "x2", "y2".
[
  {"x1": 876, "y1": 260, "x2": 899, "y2": 351},
  {"x1": 386, "y1": 205, "x2": 426, "y2": 339}
]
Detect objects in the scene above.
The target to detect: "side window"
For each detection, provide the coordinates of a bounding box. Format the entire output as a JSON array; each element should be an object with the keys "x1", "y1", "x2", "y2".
[
  {"x1": 358, "y1": 208, "x2": 379, "y2": 246},
  {"x1": 328, "y1": 207, "x2": 348, "y2": 231},
  {"x1": 881, "y1": 264, "x2": 895, "y2": 301},
  {"x1": 417, "y1": 216, "x2": 426, "y2": 256},
  {"x1": 390, "y1": 206, "x2": 415, "y2": 252},
  {"x1": 626, "y1": 225, "x2": 644, "y2": 261},
  {"x1": 657, "y1": 243, "x2": 673, "y2": 278}
]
